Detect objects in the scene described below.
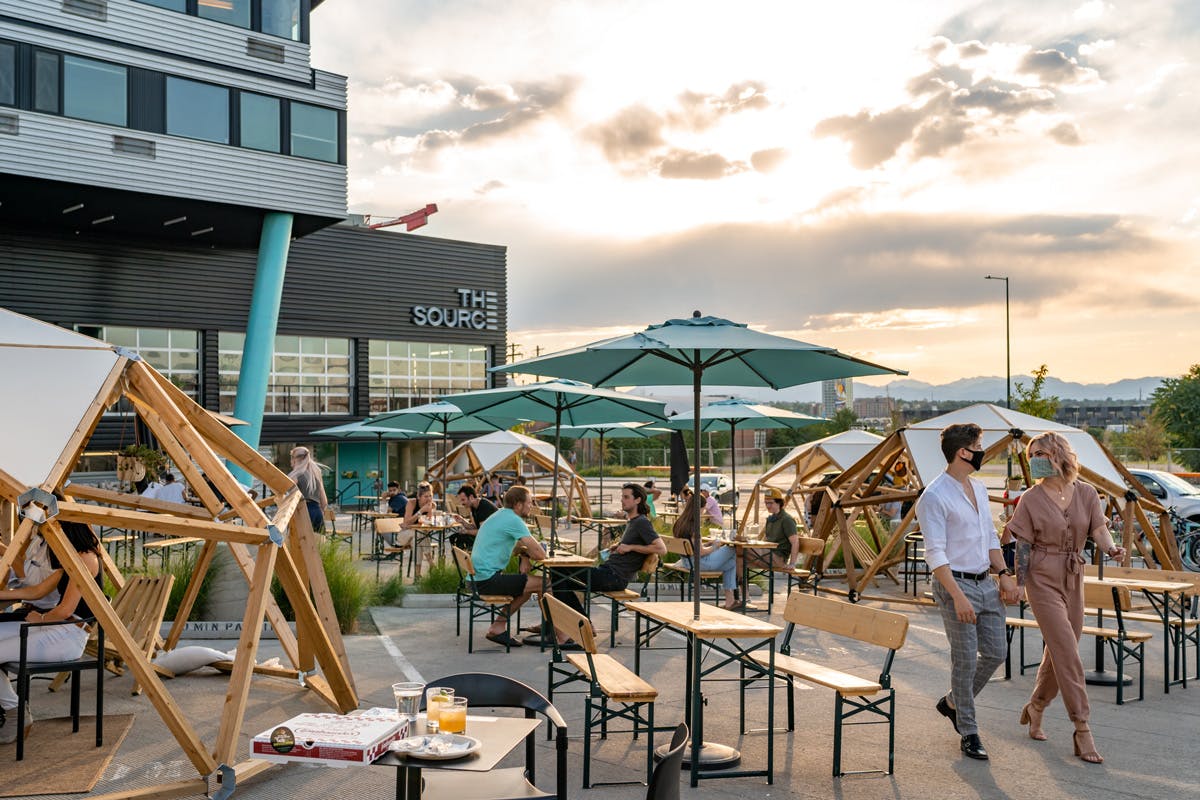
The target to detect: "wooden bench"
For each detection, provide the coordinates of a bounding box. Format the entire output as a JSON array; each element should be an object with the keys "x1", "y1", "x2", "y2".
[
  {"x1": 655, "y1": 535, "x2": 723, "y2": 605},
  {"x1": 542, "y1": 594, "x2": 662, "y2": 788},
  {"x1": 744, "y1": 591, "x2": 908, "y2": 777},
  {"x1": 773, "y1": 536, "x2": 827, "y2": 596},
  {"x1": 1083, "y1": 565, "x2": 1200, "y2": 686},
  {"x1": 600, "y1": 553, "x2": 658, "y2": 647},
  {"x1": 141, "y1": 535, "x2": 202, "y2": 568},
  {"x1": 1005, "y1": 583, "x2": 1152, "y2": 704},
  {"x1": 450, "y1": 546, "x2": 518, "y2": 652}
]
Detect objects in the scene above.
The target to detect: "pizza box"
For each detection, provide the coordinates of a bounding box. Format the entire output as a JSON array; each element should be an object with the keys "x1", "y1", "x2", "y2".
[{"x1": 252, "y1": 709, "x2": 409, "y2": 767}]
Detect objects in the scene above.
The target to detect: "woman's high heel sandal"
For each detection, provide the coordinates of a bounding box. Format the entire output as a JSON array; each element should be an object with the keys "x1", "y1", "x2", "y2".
[
  {"x1": 1073, "y1": 727, "x2": 1103, "y2": 764},
  {"x1": 1019, "y1": 702, "x2": 1047, "y2": 741}
]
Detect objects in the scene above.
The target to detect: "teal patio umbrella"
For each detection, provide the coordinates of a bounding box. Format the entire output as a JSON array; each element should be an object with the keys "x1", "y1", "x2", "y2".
[
  {"x1": 310, "y1": 418, "x2": 435, "y2": 492},
  {"x1": 665, "y1": 398, "x2": 823, "y2": 529},
  {"x1": 445, "y1": 380, "x2": 667, "y2": 549},
  {"x1": 492, "y1": 312, "x2": 906, "y2": 616},
  {"x1": 365, "y1": 400, "x2": 516, "y2": 474},
  {"x1": 552, "y1": 421, "x2": 672, "y2": 516}
]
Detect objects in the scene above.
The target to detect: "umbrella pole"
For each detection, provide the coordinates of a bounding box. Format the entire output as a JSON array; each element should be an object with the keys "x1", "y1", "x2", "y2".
[
  {"x1": 377, "y1": 432, "x2": 384, "y2": 494},
  {"x1": 692, "y1": 356, "x2": 702, "y2": 621},
  {"x1": 550, "y1": 405, "x2": 562, "y2": 553},
  {"x1": 729, "y1": 420, "x2": 738, "y2": 533},
  {"x1": 597, "y1": 429, "x2": 605, "y2": 518}
]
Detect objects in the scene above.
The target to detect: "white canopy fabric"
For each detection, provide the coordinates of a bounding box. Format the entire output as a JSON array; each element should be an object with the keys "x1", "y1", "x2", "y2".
[
  {"x1": 902, "y1": 403, "x2": 1126, "y2": 489},
  {"x1": 767, "y1": 430, "x2": 885, "y2": 481},
  {"x1": 440, "y1": 430, "x2": 575, "y2": 476},
  {"x1": 0, "y1": 309, "x2": 121, "y2": 488}
]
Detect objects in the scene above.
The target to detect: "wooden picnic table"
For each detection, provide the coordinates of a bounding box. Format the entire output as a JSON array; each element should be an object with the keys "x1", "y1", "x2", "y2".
[
  {"x1": 1083, "y1": 574, "x2": 1192, "y2": 691},
  {"x1": 625, "y1": 600, "x2": 781, "y2": 786}
]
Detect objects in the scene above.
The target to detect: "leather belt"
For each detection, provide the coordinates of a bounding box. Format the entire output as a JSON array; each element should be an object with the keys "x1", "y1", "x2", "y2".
[
  {"x1": 1032, "y1": 545, "x2": 1085, "y2": 574},
  {"x1": 951, "y1": 569, "x2": 990, "y2": 581}
]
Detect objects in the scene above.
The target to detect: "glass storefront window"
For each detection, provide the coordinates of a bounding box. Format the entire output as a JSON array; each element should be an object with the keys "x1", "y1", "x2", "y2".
[
  {"x1": 261, "y1": 0, "x2": 301, "y2": 40},
  {"x1": 34, "y1": 51, "x2": 59, "y2": 114},
  {"x1": 0, "y1": 42, "x2": 14, "y2": 107},
  {"x1": 167, "y1": 77, "x2": 229, "y2": 144},
  {"x1": 367, "y1": 339, "x2": 490, "y2": 413},
  {"x1": 239, "y1": 92, "x2": 280, "y2": 153},
  {"x1": 290, "y1": 102, "x2": 338, "y2": 162},
  {"x1": 219, "y1": 332, "x2": 352, "y2": 415},
  {"x1": 80, "y1": 326, "x2": 200, "y2": 402},
  {"x1": 197, "y1": 0, "x2": 251, "y2": 30}
]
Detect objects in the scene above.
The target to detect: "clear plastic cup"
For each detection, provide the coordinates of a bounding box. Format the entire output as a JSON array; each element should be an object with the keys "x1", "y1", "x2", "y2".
[
  {"x1": 440, "y1": 697, "x2": 468, "y2": 734},
  {"x1": 393, "y1": 682, "x2": 423, "y2": 723},
  {"x1": 425, "y1": 686, "x2": 454, "y2": 730}
]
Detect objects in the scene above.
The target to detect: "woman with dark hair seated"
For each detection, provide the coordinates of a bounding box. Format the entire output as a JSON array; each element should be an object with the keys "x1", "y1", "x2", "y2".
[{"x1": 0, "y1": 520, "x2": 103, "y2": 744}]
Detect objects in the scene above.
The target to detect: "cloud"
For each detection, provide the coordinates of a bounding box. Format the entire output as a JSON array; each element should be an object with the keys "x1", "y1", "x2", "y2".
[
  {"x1": 1018, "y1": 48, "x2": 1101, "y2": 85},
  {"x1": 366, "y1": 75, "x2": 578, "y2": 165},
  {"x1": 750, "y1": 147, "x2": 789, "y2": 173},
  {"x1": 657, "y1": 150, "x2": 747, "y2": 180},
  {"x1": 588, "y1": 105, "x2": 667, "y2": 162},
  {"x1": 475, "y1": 179, "x2": 507, "y2": 195},
  {"x1": 816, "y1": 38, "x2": 1098, "y2": 169},
  {"x1": 588, "y1": 81, "x2": 774, "y2": 177},
  {"x1": 1047, "y1": 121, "x2": 1083, "y2": 145}
]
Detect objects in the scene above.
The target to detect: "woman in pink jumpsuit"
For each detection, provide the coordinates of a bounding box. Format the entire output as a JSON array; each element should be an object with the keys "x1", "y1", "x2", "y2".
[{"x1": 1004, "y1": 432, "x2": 1125, "y2": 764}]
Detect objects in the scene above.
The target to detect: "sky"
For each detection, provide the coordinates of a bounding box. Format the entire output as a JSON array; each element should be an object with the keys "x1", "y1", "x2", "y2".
[{"x1": 311, "y1": 1, "x2": 1200, "y2": 390}]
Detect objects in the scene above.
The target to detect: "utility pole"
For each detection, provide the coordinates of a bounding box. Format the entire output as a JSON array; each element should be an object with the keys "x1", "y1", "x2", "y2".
[{"x1": 985, "y1": 275, "x2": 1012, "y2": 479}]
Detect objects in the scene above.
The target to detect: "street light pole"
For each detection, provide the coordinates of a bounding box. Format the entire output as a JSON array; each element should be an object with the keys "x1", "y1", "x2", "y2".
[{"x1": 985, "y1": 275, "x2": 1012, "y2": 479}]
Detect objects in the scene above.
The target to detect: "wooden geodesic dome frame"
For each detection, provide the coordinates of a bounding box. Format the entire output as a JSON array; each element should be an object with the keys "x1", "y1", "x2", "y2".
[
  {"x1": 802, "y1": 404, "x2": 1180, "y2": 602},
  {"x1": 426, "y1": 430, "x2": 593, "y2": 517},
  {"x1": 0, "y1": 311, "x2": 356, "y2": 797}
]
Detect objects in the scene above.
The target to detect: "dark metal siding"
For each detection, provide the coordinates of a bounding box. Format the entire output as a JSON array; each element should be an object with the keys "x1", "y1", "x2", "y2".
[{"x1": 0, "y1": 223, "x2": 508, "y2": 446}]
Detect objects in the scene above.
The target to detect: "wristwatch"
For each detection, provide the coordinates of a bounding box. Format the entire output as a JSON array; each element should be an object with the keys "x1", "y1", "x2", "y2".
[{"x1": 995, "y1": 568, "x2": 1014, "y2": 578}]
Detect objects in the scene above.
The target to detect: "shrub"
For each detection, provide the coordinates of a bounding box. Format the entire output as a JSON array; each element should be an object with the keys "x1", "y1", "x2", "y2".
[
  {"x1": 271, "y1": 539, "x2": 375, "y2": 634},
  {"x1": 416, "y1": 560, "x2": 461, "y2": 594},
  {"x1": 373, "y1": 572, "x2": 407, "y2": 606}
]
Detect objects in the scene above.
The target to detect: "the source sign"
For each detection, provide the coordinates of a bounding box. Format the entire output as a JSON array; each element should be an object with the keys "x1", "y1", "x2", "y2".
[{"x1": 412, "y1": 288, "x2": 498, "y2": 330}]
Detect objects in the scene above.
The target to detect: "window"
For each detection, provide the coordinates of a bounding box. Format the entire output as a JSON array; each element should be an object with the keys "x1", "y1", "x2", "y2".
[
  {"x1": 166, "y1": 77, "x2": 229, "y2": 144},
  {"x1": 239, "y1": 92, "x2": 280, "y2": 152},
  {"x1": 368, "y1": 340, "x2": 489, "y2": 414},
  {"x1": 197, "y1": 0, "x2": 251, "y2": 30},
  {"x1": 78, "y1": 326, "x2": 200, "y2": 402},
  {"x1": 133, "y1": 0, "x2": 186, "y2": 10},
  {"x1": 219, "y1": 333, "x2": 352, "y2": 415},
  {"x1": 261, "y1": 0, "x2": 301, "y2": 41},
  {"x1": 0, "y1": 42, "x2": 14, "y2": 107},
  {"x1": 34, "y1": 51, "x2": 59, "y2": 114},
  {"x1": 64, "y1": 56, "x2": 127, "y2": 126},
  {"x1": 290, "y1": 102, "x2": 338, "y2": 162}
]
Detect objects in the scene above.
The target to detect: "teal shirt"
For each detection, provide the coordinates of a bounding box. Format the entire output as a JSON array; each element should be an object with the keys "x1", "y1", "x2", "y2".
[{"x1": 472, "y1": 507, "x2": 529, "y2": 580}]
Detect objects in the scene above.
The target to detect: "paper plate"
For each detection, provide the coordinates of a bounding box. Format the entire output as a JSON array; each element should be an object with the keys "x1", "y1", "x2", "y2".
[{"x1": 390, "y1": 733, "x2": 482, "y2": 761}]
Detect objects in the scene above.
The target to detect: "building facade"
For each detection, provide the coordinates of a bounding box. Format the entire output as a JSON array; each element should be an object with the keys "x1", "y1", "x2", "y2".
[{"x1": 0, "y1": 1, "x2": 508, "y2": 493}]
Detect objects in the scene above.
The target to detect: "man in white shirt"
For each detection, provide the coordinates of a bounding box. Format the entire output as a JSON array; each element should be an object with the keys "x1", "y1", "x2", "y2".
[
  {"x1": 157, "y1": 472, "x2": 187, "y2": 505},
  {"x1": 917, "y1": 422, "x2": 1018, "y2": 761}
]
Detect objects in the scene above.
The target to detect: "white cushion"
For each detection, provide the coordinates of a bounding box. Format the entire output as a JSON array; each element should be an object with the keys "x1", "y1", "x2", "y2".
[{"x1": 152, "y1": 646, "x2": 231, "y2": 675}]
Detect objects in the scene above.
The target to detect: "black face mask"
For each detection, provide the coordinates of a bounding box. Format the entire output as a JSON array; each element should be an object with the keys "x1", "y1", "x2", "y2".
[{"x1": 961, "y1": 448, "x2": 985, "y2": 471}]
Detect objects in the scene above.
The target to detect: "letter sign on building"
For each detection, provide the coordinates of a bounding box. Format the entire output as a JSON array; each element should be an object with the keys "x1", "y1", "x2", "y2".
[{"x1": 412, "y1": 288, "x2": 498, "y2": 330}]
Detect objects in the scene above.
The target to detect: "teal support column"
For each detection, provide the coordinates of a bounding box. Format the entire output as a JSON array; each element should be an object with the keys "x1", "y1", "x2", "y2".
[{"x1": 231, "y1": 212, "x2": 294, "y2": 485}]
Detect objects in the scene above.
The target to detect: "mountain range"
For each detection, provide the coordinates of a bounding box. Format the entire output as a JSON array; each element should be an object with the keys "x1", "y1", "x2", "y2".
[{"x1": 636, "y1": 376, "x2": 1165, "y2": 409}]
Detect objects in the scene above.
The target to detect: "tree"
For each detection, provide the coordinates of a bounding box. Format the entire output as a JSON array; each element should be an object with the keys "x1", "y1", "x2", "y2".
[
  {"x1": 1151, "y1": 364, "x2": 1200, "y2": 470},
  {"x1": 1126, "y1": 417, "x2": 1168, "y2": 468},
  {"x1": 1014, "y1": 364, "x2": 1060, "y2": 420}
]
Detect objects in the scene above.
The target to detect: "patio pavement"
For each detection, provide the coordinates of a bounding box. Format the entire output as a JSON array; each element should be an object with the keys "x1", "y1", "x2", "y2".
[{"x1": 15, "y1": 584, "x2": 1199, "y2": 800}]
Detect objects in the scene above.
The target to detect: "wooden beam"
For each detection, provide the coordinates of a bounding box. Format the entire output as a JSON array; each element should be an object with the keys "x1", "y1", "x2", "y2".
[
  {"x1": 0, "y1": 464, "x2": 25, "y2": 503},
  {"x1": 225, "y1": 541, "x2": 300, "y2": 666},
  {"x1": 85, "y1": 779, "x2": 208, "y2": 800},
  {"x1": 274, "y1": 541, "x2": 358, "y2": 711},
  {"x1": 213, "y1": 542, "x2": 277, "y2": 765},
  {"x1": 57, "y1": 502, "x2": 270, "y2": 545},
  {"x1": 62, "y1": 483, "x2": 212, "y2": 519},
  {"x1": 1131, "y1": 501, "x2": 1178, "y2": 570},
  {"x1": 127, "y1": 362, "x2": 271, "y2": 528},
  {"x1": 164, "y1": 540, "x2": 219, "y2": 651},
  {"x1": 40, "y1": 519, "x2": 216, "y2": 776},
  {"x1": 210, "y1": 660, "x2": 301, "y2": 680},
  {"x1": 291, "y1": 507, "x2": 357, "y2": 694},
  {"x1": 147, "y1": 367, "x2": 294, "y2": 497},
  {"x1": 126, "y1": 393, "x2": 225, "y2": 517},
  {"x1": 270, "y1": 489, "x2": 303, "y2": 532}
]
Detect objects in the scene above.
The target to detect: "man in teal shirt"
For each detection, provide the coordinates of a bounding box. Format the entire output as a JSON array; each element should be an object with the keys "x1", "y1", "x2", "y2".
[{"x1": 472, "y1": 486, "x2": 574, "y2": 649}]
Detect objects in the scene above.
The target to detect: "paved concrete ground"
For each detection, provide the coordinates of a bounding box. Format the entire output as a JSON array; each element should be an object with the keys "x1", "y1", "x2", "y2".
[{"x1": 16, "y1": 584, "x2": 1199, "y2": 800}]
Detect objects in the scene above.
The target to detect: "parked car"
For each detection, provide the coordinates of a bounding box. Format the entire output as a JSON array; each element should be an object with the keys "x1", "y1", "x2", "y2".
[
  {"x1": 698, "y1": 473, "x2": 734, "y2": 505},
  {"x1": 1127, "y1": 469, "x2": 1200, "y2": 523}
]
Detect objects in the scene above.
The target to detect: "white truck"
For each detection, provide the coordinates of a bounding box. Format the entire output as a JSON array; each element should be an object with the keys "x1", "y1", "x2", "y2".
[{"x1": 1127, "y1": 469, "x2": 1200, "y2": 523}]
